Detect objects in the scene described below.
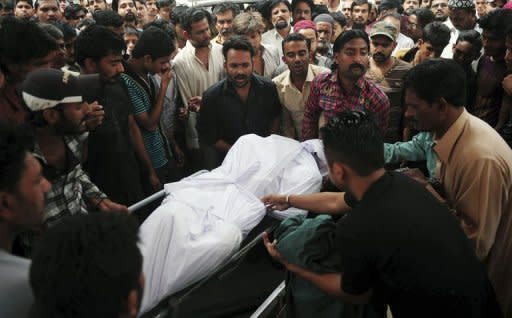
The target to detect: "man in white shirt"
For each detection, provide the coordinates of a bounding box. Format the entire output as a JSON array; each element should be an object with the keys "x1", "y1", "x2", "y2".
[
  {"x1": 173, "y1": 7, "x2": 225, "y2": 169},
  {"x1": 262, "y1": 0, "x2": 293, "y2": 56},
  {"x1": 0, "y1": 123, "x2": 51, "y2": 318},
  {"x1": 440, "y1": 0, "x2": 481, "y2": 58}
]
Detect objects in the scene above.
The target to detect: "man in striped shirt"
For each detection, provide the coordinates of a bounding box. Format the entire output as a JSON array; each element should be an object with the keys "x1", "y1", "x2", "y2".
[{"x1": 302, "y1": 29, "x2": 390, "y2": 140}]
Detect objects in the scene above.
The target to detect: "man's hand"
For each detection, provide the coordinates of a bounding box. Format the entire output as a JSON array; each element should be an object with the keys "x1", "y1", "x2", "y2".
[
  {"x1": 85, "y1": 102, "x2": 105, "y2": 131},
  {"x1": 402, "y1": 168, "x2": 428, "y2": 186},
  {"x1": 503, "y1": 74, "x2": 512, "y2": 96},
  {"x1": 261, "y1": 194, "x2": 290, "y2": 211},
  {"x1": 172, "y1": 143, "x2": 185, "y2": 167},
  {"x1": 160, "y1": 67, "x2": 173, "y2": 88},
  {"x1": 148, "y1": 170, "x2": 162, "y2": 192},
  {"x1": 178, "y1": 107, "x2": 188, "y2": 120},
  {"x1": 263, "y1": 232, "x2": 289, "y2": 266},
  {"x1": 188, "y1": 96, "x2": 202, "y2": 113},
  {"x1": 96, "y1": 198, "x2": 129, "y2": 213}
]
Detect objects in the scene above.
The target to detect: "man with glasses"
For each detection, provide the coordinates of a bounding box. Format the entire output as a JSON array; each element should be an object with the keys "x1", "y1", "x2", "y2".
[{"x1": 430, "y1": 0, "x2": 449, "y2": 21}]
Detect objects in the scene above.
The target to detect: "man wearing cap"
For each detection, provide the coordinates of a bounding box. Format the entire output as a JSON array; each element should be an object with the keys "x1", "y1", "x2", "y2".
[
  {"x1": 273, "y1": 33, "x2": 329, "y2": 140},
  {"x1": 440, "y1": 0, "x2": 480, "y2": 58},
  {"x1": 366, "y1": 21, "x2": 412, "y2": 143},
  {"x1": 20, "y1": 68, "x2": 128, "y2": 254},
  {"x1": 314, "y1": 13, "x2": 335, "y2": 59},
  {"x1": 295, "y1": 20, "x2": 333, "y2": 68}
]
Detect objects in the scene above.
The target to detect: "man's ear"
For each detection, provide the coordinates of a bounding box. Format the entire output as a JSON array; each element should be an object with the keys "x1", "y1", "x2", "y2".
[
  {"x1": 330, "y1": 161, "x2": 346, "y2": 184},
  {"x1": 83, "y1": 57, "x2": 98, "y2": 74},
  {"x1": 119, "y1": 288, "x2": 139, "y2": 318},
  {"x1": 183, "y1": 29, "x2": 191, "y2": 41},
  {"x1": 0, "y1": 192, "x2": 14, "y2": 222},
  {"x1": 143, "y1": 54, "x2": 153, "y2": 66},
  {"x1": 437, "y1": 97, "x2": 450, "y2": 114}
]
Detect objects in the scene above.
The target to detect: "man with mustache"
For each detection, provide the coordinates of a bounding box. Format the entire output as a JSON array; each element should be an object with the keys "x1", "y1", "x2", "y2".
[
  {"x1": 197, "y1": 36, "x2": 281, "y2": 169},
  {"x1": 314, "y1": 13, "x2": 335, "y2": 58},
  {"x1": 431, "y1": 0, "x2": 450, "y2": 21},
  {"x1": 35, "y1": 0, "x2": 60, "y2": 23},
  {"x1": 212, "y1": 2, "x2": 239, "y2": 45},
  {"x1": 366, "y1": 21, "x2": 412, "y2": 143},
  {"x1": 302, "y1": 29, "x2": 390, "y2": 140},
  {"x1": 262, "y1": 0, "x2": 293, "y2": 57},
  {"x1": 118, "y1": 0, "x2": 138, "y2": 28},
  {"x1": 350, "y1": 0, "x2": 370, "y2": 30}
]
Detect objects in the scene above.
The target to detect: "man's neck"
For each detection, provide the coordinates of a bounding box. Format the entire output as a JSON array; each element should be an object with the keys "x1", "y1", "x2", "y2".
[
  {"x1": 290, "y1": 68, "x2": 308, "y2": 91},
  {"x1": 337, "y1": 71, "x2": 358, "y2": 91},
  {"x1": 127, "y1": 58, "x2": 147, "y2": 77},
  {"x1": 433, "y1": 106, "x2": 465, "y2": 139},
  {"x1": 233, "y1": 80, "x2": 252, "y2": 102},
  {"x1": 371, "y1": 56, "x2": 395, "y2": 71},
  {"x1": 348, "y1": 168, "x2": 386, "y2": 201},
  {"x1": 276, "y1": 26, "x2": 291, "y2": 38}
]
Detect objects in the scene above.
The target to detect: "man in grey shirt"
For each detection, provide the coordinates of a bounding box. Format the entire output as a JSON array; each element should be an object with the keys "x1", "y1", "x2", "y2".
[{"x1": 0, "y1": 123, "x2": 51, "y2": 317}]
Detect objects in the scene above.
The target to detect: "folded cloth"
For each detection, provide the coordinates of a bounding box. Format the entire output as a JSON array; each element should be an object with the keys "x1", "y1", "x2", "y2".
[{"x1": 275, "y1": 215, "x2": 344, "y2": 318}]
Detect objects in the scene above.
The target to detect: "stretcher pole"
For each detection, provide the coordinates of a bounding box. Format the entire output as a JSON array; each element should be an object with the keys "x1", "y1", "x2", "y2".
[{"x1": 128, "y1": 190, "x2": 166, "y2": 213}]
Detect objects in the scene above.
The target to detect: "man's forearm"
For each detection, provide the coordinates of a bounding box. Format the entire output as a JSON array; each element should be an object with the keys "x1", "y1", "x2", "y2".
[
  {"x1": 214, "y1": 139, "x2": 231, "y2": 153},
  {"x1": 129, "y1": 116, "x2": 155, "y2": 173},
  {"x1": 288, "y1": 192, "x2": 350, "y2": 214}
]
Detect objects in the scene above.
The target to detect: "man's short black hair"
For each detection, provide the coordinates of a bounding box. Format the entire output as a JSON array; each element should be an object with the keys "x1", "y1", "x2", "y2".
[
  {"x1": 55, "y1": 21, "x2": 77, "y2": 41},
  {"x1": 0, "y1": 122, "x2": 34, "y2": 193},
  {"x1": 456, "y1": 29, "x2": 483, "y2": 55},
  {"x1": 75, "y1": 25, "x2": 126, "y2": 67},
  {"x1": 321, "y1": 111, "x2": 384, "y2": 177},
  {"x1": 93, "y1": 9, "x2": 124, "y2": 28},
  {"x1": 143, "y1": 19, "x2": 177, "y2": 42},
  {"x1": 222, "y1": 35, "x2": 255, "y2": 59},
  {"x1": 411, "y1": 8, "x2": 435, "y2": 30},
  {"x1": 422, "y1": 21, "x2": 450, "y2": 48},
  {"x1": 266, "y1": 0, "x2": 291, "y2": 21},
  {"x1": 30, "y1": 213, "x2": 142, "y2": 318},
  {"x1": 282, "y1": 32, "x2": 311, "y2": 54},
  {"x1": 40, "y1": 23, "x2": 64, "y2": 40},
  {"x1": 0, "y1": 17, "x2": 57, "y2": 77},
  {"x1": 404, "y1": 58, "x2": 467, "y2": 107},
  {"x1": 479, "y1": 8, "x2": 512, "y2": 37},
  {"x1": 330, "y1": 11, "x2": 347, "y2": 27},
  {"x1": 351, "y1": 0, "x2": 370, "y2": 12},
  {"x1": 156, "y1": 0, "x2": 175, "y2": 9},
  {"x1": 64, "y1": 3, "x2": 85, "y2": 19},
  {"x1": 15, "y1": 0, "x2": 33, "y2": 7},
  {"x1": 333, "y1": 29, "x2": 369, "y2": 53},
  {"x1": 212, "y1": 2, "x2": 240, "y2": 19},
  {"x1": 132, "y1": 26, "x2": 174, "y2": 59},
  {"x1": 181, "y1": 7, "x2": 212, "y2": 32},
  {"x1": 34, "y1": 0, "x2": 58, "y2": 10},
  {"x1": 312, "y1": 4, "x2": 329, "y2": 20},
  {"x1": 170, "y1": 4, "x2": 188, "y2": 25},
  {"x1": 291, "y1": 0, "x2": 314, "y2": 13}
]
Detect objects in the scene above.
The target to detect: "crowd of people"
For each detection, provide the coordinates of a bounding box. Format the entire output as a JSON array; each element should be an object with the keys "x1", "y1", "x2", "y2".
[{"x1": 0, "y1": 0, "x2": 511, "y2": 316}]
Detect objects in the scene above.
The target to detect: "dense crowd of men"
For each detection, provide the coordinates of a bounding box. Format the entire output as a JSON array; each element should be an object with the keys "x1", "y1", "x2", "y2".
[{"x1": 0, "y1": 0, "x2": 511, "y2": 316}]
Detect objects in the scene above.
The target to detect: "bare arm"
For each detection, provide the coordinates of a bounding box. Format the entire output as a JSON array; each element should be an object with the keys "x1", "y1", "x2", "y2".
[{"x1": 262, "y1": 192, "x2": 351, "y2": 215}]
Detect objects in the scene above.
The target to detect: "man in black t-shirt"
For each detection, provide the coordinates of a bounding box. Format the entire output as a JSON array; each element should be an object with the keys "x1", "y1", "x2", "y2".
[{"x1": 263, "y1": 111, "x2": 502, "y2": 318}]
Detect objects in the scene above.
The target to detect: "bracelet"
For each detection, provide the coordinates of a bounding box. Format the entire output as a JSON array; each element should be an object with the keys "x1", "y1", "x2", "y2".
[
  {"x1": 286, "y1": 194, "x2": 291, "y2": 206},
  {"x1": 95, "y1": 198, "x2": 105, "y2": 210}
]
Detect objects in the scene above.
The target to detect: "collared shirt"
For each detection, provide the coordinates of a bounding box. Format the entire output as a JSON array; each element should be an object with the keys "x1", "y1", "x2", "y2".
[
  {"x1": 262, "y1": 27, "x2": 291, "y2": 57},
  {"x1": 152, "y1": 70, "x2": 178, "y2": 138},
  {"x1": 366, "y1": 58, "x2": 412, "y2": 142},
  {"x1": 197, "y1": 74, "x2": 281, "y2": 146},
  {"x1": 213, "y1": 33, "x2": 223, "y2": 45},
  {"x1": 261, "y1": 43, "x2": 282, "y2": 79},
  {"x1": 432, "y1": 109, "x2": 512, "y2": 317},
  {"x1": 384, "y1": 132, "x2": 436, "y2": 177},
  {"x1": 302, "y1": 71, "x2": 390, "y2": 140},
  {"x1": 34, "y1": 133, "x2": 107, "y2": 228},
  {"x1": 0, "y1": 83, "x2": 28, "y2": 125},
  {"x1": 273, "y1": 64, "x2": 329, "y2": 139},
  {"x1": 173, "y1": 41, "x2": 225, "y2": 149}
]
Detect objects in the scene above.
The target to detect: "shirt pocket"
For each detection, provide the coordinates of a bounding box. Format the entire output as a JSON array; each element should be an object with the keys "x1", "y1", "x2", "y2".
[{"x1": 318, "y1": 94, "x2": 338, "y2": 112}]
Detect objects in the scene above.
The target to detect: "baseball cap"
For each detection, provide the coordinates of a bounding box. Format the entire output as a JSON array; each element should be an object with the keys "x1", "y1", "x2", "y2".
[
  {"x1": 21, "y1": 69, "x2": 101, "y2": 112},
  {"x1": 370, "y1": 21, "x2": 398, "y2": 42}
]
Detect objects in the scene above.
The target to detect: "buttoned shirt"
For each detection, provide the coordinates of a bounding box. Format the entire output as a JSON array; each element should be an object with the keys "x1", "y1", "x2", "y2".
[
  {"x1": 432, "y1": 109, "x2": 512, "y2": 317},
  {"x1": 441, "y1": 18, "x2": 482, "y2": 59},
  {"x1": 261, "y1": 43, "x2": 282, "y2": 79},
  {"x1": 273, "y1": 64, "x2": 329, "y2": 139},
  {"x1": 302, "y1": 71, "x2": 390, "y2": 140},
  {"x1": 34, "y1": 133, "x2": 107, "y2": 228},
  {"x1": 198, "y1": 74, "x2": 281, "y2": 146},
  {"x1": 262, "y1": 27, "x2": 291, "y2": 57},
  {"x1": 173, "y1": 41, "x2": 225, "y2": 149}
]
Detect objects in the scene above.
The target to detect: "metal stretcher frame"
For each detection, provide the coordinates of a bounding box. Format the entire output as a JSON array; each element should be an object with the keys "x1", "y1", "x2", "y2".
[{"x1": 129, "y1": 190, "x2": 283, "y2": 318}]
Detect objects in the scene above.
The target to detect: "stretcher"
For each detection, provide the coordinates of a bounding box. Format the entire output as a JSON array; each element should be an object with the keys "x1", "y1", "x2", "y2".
[{"x1": 129, "y1": 192, "x2": 285, "y2": 318}]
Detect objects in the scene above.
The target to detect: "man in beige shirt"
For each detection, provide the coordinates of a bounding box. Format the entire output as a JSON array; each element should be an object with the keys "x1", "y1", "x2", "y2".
[
  {"x1": 273, "y1": 33, "x2": 329, "y2": 140},
  {"x1": 404, "y1": 58, "x2": 512, "y2": 317},
  {"x1": 173, "y1": 8, "x2": 224, "y2": 167}
]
